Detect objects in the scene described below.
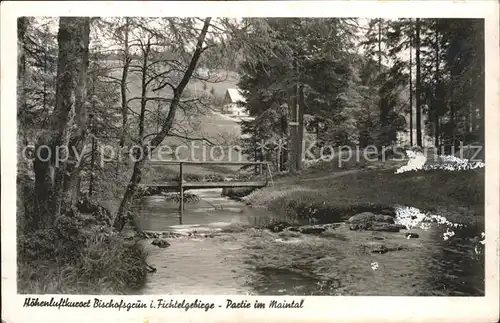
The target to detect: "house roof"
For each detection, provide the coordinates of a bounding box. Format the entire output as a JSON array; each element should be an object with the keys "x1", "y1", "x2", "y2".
[{"x1": 226, "y1": 88, "x2": 246, "y2": 103}]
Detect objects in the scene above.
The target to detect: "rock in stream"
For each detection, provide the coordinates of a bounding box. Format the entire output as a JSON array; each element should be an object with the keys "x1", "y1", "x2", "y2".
[
  {"x1": 151, "y1": 239, "x2": 171, "y2": 248},
  {"x1": 348, "y1": 212, "x2": 405, "y2": 232}
]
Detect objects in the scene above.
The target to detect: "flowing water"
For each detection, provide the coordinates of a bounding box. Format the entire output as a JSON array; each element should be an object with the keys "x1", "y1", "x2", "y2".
[{"x1": 134, "y1": 189, "x2": 485, "y2": 296}]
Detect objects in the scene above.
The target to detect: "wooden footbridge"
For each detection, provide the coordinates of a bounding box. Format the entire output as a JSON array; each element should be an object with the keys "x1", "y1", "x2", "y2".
[{"x1": 139, "y1": 161, "x2": 273, "y2": 216}]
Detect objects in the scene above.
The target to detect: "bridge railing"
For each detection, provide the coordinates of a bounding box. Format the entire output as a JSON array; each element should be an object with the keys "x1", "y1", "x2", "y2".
[
  {"x1": 147, "y1": 161, "x2": 271, "y2": 215},
  {"x1": 149, "y1": 160, "x2": 270, "y2": 183}
]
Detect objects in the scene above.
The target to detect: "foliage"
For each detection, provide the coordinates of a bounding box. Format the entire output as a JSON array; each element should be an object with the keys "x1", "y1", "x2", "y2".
[
  {"x1": 236, "y1": 17, "x2": 412, "y2": 164},
  {"x1": 17, "y1": 197, "x2": 148, "y2": 294},
  {"x1": 18, "y1": 17, "x2": 58, "y2": 143},
  {"x1": 18, "y1": 234, "x2": 147, "y2": 294},
  {"x1": 385, "y1": 18, "x2": 484, "y2": 148},
  {"x1": 16, "y1": 17, "x2": 148, "y2": 295}
]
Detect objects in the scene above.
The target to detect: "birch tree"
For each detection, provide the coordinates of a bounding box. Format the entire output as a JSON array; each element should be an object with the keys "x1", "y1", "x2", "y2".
[{"x1": 114, "y1": 17, "x2": 213, "y2": 230}]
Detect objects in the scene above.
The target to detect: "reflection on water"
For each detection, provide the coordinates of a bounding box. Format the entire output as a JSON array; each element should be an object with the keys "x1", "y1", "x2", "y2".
[
  {"x1": 134, "y1": 189, "x2": 274, "y2": 229},
  {"x1": 135, "y1": 188, "x2": 484, "y2": 296}
]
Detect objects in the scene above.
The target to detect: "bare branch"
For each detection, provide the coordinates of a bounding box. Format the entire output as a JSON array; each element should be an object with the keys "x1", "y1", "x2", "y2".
[
  {"x1": 145, "y1": 68, "x2": 177, "y2": 87},
  {"x1": 127, "y1": 96, "x2": 173, "y2": 104},
  {"x1": 151, "y1": 80, "x2": 177, "y2": 93},
  {"x1": 101, "y1": 75, "x2": 122, "y2": 82},
  {"x1": 149, "y1": 17, "x2": 212, "y2": 149},
  {"x1": 170, "y1": 133, "x2": 215, "y2": 146}
]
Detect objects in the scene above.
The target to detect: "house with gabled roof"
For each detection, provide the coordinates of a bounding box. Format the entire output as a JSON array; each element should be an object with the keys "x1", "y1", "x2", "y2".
[{"x1": 222, "y1": 88, "x2": 249, "y2": 117}]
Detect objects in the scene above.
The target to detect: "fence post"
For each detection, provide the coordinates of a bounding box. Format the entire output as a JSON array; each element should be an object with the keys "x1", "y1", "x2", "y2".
[
  {"x1": 179, "y1": 162, "x2": 184, "y2": 217},
  {"x1": 264, "y1": 163, "x2": 268, "y2": 185}
]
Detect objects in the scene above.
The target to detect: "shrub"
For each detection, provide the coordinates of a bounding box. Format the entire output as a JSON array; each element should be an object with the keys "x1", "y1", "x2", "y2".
[
  {"x1": 17, "y1": 197, "x2": 148, "y2": 294},
  {"x1": 18, "y1": 234, "x2": 147, "y2": 294},
  {"x1": 62, "y1": 235, "x2": 147, "y2": 294}
]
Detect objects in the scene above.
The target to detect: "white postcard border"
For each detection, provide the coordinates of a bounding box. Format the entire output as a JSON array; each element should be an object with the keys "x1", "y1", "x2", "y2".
[{"x1": 1, "y1": 1, "x2": 499, "y2": 323}]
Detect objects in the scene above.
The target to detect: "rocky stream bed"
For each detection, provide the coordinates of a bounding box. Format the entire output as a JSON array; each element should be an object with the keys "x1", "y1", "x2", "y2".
[{"x1": 128, "y1": 206, "x2": 484, "y2": 296}]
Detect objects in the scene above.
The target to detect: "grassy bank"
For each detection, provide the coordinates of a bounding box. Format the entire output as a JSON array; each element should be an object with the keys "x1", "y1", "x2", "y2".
[
  {"x1": 17, "y1": 233, "x2": 147, "y2": 294},
  {"x1": 17, "y1": 184, "x2": 148, "y2": 294},
  {"x1": 244, "y1": 168, "x2": 485, "y2": 230}
]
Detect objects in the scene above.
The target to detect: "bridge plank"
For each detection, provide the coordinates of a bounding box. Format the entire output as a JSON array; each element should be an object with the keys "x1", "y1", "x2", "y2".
[{"x1": 139, "y1": 181, "x2": 266, "y2": 189}]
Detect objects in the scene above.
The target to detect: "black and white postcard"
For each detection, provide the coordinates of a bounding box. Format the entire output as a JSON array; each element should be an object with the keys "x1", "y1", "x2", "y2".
[{"x1": 1, "y1": 1, "x2": 499, "y2": 322}]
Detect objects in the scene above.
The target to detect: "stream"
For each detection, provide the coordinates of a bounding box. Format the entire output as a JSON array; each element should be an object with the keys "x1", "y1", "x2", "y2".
[{"x1": 133, "y1": 189, "x2": 485, "y2": 296}]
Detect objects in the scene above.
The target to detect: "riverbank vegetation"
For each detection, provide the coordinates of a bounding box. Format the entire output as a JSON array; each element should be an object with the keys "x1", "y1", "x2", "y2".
[{"x1": 244, "y1": 167, "x2": 484, "y2": 231}]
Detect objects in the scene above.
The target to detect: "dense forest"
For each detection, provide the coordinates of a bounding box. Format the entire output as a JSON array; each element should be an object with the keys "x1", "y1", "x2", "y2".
[
  {"x1": 16, "y1": 17, "x2": 484, "y2": 293},
  {"x1": 236, "y1": 18, "x2": 484, "y2": 171}
]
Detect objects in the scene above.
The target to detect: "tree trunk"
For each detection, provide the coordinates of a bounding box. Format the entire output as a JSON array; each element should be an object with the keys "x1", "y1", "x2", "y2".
[
  {"x1": 280, "y1": 106, "x2": 288, "y2": 172},
  {"x1": 114, "y1": 158, "x2": 146, "y2": 231},
  {"x1": 450, "y1": 100, "x2": 456, "y2": 147},
  {"x1": 409, "y1": 23, "x2": 413, "y2": 147},
  {"x1": 17, "y1": 17, "x2": 30, "y2": 229},
  {"x1": 378, "y1": 19, "x2": 386, "y2": 145},
  {"x1": 378, "y1": 19, "x2": 382, "y2": 71},
  {"x1": 450, "y1": 63, "x2": 458, "y2": 148},
  {"x1": 434, "y1": 24, "x2": 440, "y2": 148},
  {"x1": 288, "y1": 86, "x2": 298, "y2": 173},
  {"x1": 276, "y1": 143, "x2": 282, "y2": 173},
  {"x1": 477, "y1": 22, "x2": 485, "y2": 149},
  {"x1": 415, "y1": 18, "x2": 422, "y2": 147},
  {"x1": 471, "y1": 94, "x2": 478, "y2": 136},
  {"x1": 17, "y1": 17, "x2": 28, "y2": 143},
  {"x1": 254, "y1": 138, "x2": 258, "y2": 174},
  {"x1": 89, "y1": 109, "x2": 96, "y2": 197},
  {"x1": 477, "y1": 74, "x2": 484, "y2": 148},
  {"x1": 114, "y1": 18, "x2": 212, "y2": 231},
  {"x1": 119, "y1": 17, "x2": 130, "y2": 148},
  {"x1": 33, "y1": 149, "x2": 53, "y2": 221},
  {"x1": 297, "y1": 84, "x2": 305, "y2": 171},
  {"x1": 138, "y1": 44, "x2": 150, "y2": 142},
  {"x1": 35, "y1": 17, "x2": 91, "y2": 219},
  {"x1": 89, "y1": 138, "x2": 96, "y2": 197},
  {"x1": 465, "y1": 103, "x2": 471, "y2": 135},
  {"x1": 42, "y1": 40, "x2": 48, "y2": 114},
  {"x1": 58, "y1": 18, "x2": 91, "y2": 214},
  {"x1": 289, "y1": 56, "x2": 300, "y2": 173}
]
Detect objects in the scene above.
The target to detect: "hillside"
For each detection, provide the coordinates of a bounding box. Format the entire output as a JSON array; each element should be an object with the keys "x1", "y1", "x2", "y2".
[{"x1": 109, "y1": 65, "x2": 247, "y2": 179}]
